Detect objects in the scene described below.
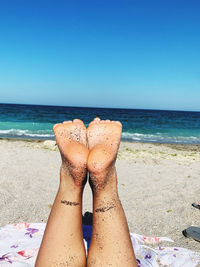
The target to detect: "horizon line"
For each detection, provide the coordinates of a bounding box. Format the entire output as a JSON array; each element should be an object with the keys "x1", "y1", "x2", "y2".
[{"x1": 0, "y1": 102, "x2": 200, "y2": 113}]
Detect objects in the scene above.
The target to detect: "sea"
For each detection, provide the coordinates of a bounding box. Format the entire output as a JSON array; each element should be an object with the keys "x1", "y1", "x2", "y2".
[{"x1": 0, "y1": 103, "x2": 200, "y2": 144}]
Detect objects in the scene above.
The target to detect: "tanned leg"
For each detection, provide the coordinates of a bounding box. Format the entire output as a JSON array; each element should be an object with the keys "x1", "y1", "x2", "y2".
[
  {"x1": 35, "y1": 119, "x2": 88, "y2": 267},
  {"x1": 86, "y1": 118, "x2": 137, "y2": 267}
]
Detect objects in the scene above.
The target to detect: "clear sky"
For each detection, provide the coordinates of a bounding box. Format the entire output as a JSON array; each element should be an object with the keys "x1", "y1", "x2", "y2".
[{"x1": 0, "y1": 0, "x2": 200, "y2": 111}]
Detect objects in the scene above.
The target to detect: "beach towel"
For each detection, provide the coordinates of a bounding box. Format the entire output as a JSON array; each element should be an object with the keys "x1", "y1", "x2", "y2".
[{"x1": 0, "y1": 223, "x2": 200, "y2": 266}]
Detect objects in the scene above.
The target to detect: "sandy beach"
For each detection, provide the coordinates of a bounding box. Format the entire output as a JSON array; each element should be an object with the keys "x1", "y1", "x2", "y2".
[{"x1": 0, "y1": 138, "x2": 200, "y2": 254}]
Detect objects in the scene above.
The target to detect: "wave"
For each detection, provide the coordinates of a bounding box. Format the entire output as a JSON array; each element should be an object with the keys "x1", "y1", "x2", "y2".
[
  {"x1": 0, "y1": 128, "x2": 200, "y2": 144},
  {"x1": 121, "y1": 132, "x2": 200, "y2": 144},
  {"x1": 0, "y1": 129, "x2": 54, "y2": 139}
]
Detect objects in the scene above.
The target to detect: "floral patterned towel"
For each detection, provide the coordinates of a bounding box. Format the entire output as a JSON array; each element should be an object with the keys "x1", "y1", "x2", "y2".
[{"x1": 0, "y1": 223, "x2": 200, "y2": 266}]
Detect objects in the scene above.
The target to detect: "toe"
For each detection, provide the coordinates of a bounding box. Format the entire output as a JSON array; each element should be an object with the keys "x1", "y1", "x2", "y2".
[
  {"x1": 89, "y1": 118, "x2": 100, "y2": 126},
  {"x1": 53, "y1": 123, "x2": 61, "y2": 132},
  {"x1": 63, "y1": 121, "x2": 72, "y2": 125},
  {"x1": 105, "y1": 120, "x2": 110, "y2": 123},
  {"x1": 94, "y1": 117, "x2": 101, "y2": 122},
  {"x1": 73, "y1": 119, "x2": 84, "y2": 124},
  {"x1": 115, "y1": 121, "x2": 122, "y2": 127},
  {"x1": 112, "y1": 120, "x2": 122, "y2": 127}
]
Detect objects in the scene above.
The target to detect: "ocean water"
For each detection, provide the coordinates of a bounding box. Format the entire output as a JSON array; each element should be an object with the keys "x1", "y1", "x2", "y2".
[{"x1": 0, "y1": 103, "x2": 200, "y2": 144}]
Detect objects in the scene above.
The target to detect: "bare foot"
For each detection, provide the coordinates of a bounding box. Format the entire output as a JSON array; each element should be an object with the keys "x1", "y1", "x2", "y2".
[
  {"x1": 53, "y1": 119, "x2": 89, "y2": 187},
  {"x1": 87, "y1": 118, "x2": 122, "y2": 192}
]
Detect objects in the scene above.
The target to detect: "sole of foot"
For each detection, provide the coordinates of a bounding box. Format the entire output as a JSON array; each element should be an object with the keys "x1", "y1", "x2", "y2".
[
  {"x1": 53, "y1": 119, "x2": 89, "y2": 186},
  {"x1": 87, "y1": 118, "x2": 122, "y2": 191}
]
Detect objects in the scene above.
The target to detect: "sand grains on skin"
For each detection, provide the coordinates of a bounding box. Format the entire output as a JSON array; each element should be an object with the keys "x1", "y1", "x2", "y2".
[
  {"x1": 53, "y1": 119, "x2": 89, "y2": 186},
  {"x1": 87, "y1": 118, "x2": 122, "y2": 190}
]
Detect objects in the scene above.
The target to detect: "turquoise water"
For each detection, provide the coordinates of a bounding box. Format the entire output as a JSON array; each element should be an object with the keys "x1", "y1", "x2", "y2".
[{"x1": 0, "y1": 103, "x2": 200, "y2": 144}]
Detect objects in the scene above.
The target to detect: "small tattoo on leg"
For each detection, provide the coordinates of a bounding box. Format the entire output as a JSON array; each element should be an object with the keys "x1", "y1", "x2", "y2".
[
  {"x1": 95, "y1": 205, "x2": 115, "y2": 212},
  {"x1": 61, "y1": 200, "x2": 80, "y2": 206}
]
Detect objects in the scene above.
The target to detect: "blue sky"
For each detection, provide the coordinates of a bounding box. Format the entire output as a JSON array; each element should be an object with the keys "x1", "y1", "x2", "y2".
[{"x1": 0, "y1": 0, "x2": 200, "y2": 111}]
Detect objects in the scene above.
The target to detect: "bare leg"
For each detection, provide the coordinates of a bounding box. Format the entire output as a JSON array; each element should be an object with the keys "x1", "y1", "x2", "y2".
[
  {"x1": 86, "y1": 118, "x2": 137, "y2": 267},
  {"x1": 35, "y1": 119, "x2": 88, "y2": 267}
]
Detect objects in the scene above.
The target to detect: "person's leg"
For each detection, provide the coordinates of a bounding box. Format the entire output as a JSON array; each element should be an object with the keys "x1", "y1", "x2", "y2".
[
  {"x1": 35, "y1": 119, "x2": 88, "y2": 267},
  {"x1": 86, "y1": 118, "x2": 137, "y2": 267}
]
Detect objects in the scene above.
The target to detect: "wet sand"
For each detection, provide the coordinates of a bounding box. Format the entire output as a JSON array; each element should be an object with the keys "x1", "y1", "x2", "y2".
[{"x1": 0, "y1": 139, "x2": 200, "y2": 253}]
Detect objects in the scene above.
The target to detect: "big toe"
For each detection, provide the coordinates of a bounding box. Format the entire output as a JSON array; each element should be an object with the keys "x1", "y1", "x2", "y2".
[
  {"x1": 63, "y1": 120, "x2": 72, "y2": 124},
  {"x1": 53, "y1": 123, "x2": 63, "y2": 133},
  {"x1": 112, "y1": 120, "x2": 122, "y2": 127},
  {"x1": 73, "y1": 118, "x2": 84, "y2": 125},
  {"x1": 89, "y1": 117, "x2": 101, "y2": 126}
]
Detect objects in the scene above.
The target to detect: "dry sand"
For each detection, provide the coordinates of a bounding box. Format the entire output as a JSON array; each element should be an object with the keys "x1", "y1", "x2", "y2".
[{"x1": 0, "y1": 138, "x2": 200, "y2": 253}]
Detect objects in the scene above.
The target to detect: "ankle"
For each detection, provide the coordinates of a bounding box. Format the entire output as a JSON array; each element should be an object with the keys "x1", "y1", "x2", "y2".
[
  {"x1": 89, "y1": 166, "x2": 117, "y2": 193},
  {"x1": 59, "y1": 166, "x2": 85, "y2": 194}
]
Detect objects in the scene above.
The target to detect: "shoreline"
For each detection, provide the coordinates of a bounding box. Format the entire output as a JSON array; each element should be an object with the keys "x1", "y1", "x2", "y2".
[{"x1": 1, "y1": 136, "x2": 200, "y2": 149}]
